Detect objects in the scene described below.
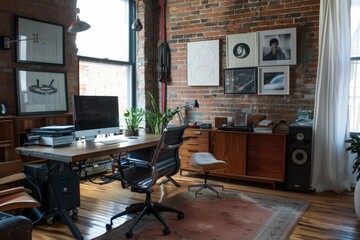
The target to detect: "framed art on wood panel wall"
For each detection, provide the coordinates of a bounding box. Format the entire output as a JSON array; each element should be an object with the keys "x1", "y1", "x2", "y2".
[
  {"x1": 16, "y1": 16, "x2": 65, "y2": 65},
  {"x1": 226, "y1": 32, "x2": 258, "y2": 68},
  {"x1": 259, "y1": 28, "x2": 296, "y2": 66},
  {"x1": 15, "y1": 69, "x2": 68, "y2": 115}
]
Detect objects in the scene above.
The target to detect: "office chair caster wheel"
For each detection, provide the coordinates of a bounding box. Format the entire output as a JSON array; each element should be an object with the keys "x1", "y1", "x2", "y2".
[
  {"x1": 178, "y1": 212, "x2": 184, "y2": 219},
  {"x1": 72, "y1": 208, "x2": 78, "y2": 216},
  {"x1": 106, "y1": 223, "x2": 112, "y2": 231},
  {"x1": 163, "y1": 227, "x2": 170, "y2": 235},
  {"x1": 70, "y1": 208, "x2": 78, "y2": 219},
  {"x1": 126, "y1": 231, "x2": 133, "y2": 238},
  {"x1": 46, "y1": 217, "x2": 54, "y2": 225}
]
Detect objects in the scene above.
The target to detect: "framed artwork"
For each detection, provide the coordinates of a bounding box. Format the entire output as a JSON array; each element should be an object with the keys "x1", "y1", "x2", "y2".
[
  {"x1": 258, "y1": 66, "x2": 290, "y2": 95},
  {"x1": 187, "y1": 40, "x2": 220, "y2": 86},
  {"x1": 15, "y1": 69, "x2": 68, "y2": 115},
  {"x1": 0, "y1": 102, "x2": 7, "y2": 116},
  {"x1": 226, "y1": 32, "x2": 258, "y2": 68},
  {"x1": 16, "y1": 16, "x2": 65, "y2": 65},
  {"x1": 224, "y1": 67, "x2": 257, "y2": 94},
  {"x1": 259, "y1": 28, "x2": 296, "y2": 66}
]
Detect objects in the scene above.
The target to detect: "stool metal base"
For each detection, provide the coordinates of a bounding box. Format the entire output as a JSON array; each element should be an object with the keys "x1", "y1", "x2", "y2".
[
  {"x1": 188, "y1": 172, "x2": 224, "y2": 197},
  {"x1": 188, "y1": 183, "x2": 224, "y2": 197}
]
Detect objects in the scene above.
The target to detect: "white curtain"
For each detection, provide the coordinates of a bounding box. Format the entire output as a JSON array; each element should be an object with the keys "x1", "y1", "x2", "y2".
[{"x1": 312, "y1": 0, "x2": 352, "y2": 193}]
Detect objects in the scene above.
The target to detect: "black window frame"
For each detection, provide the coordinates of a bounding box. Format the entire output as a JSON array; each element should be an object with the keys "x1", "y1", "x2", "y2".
[{"x1": 77, "y1": 0, "x2": 137, "y2": 107}]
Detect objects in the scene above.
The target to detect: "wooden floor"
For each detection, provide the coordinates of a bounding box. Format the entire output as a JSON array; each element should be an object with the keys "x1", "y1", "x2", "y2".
[{"x1": 29, "y1": 173, "x2": 360, "y2": 240}]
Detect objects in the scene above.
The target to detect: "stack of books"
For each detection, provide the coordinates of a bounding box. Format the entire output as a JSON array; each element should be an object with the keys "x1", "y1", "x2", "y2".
[{"x1": 253, "y1": 120, "x2": 275, "y2": 133}]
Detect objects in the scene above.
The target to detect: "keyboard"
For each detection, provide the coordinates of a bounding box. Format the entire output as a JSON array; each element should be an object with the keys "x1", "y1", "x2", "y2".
[{"x1": 96, "y1": 137, "x2": 128, "y2": 145}]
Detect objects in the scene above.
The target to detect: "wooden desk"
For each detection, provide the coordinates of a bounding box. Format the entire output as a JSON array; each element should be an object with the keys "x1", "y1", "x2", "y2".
[
  {"x1": 15, "y1": 133, "x2": 161, "y2": 240},
  {"x1": 16, "y1": 133, "x2": 161, "y2": 163}
]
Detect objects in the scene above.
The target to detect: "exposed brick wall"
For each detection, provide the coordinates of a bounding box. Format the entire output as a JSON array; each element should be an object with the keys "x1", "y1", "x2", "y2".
[
  {"x1": 0, "y1": 0, "x2": 319, "y2": 125},
  {"x1": 156, "y1": 0, "x2": 320, "y2": 124},
  {"x1": 0, "y1": 0, "x2": 78, "y2": 115}
]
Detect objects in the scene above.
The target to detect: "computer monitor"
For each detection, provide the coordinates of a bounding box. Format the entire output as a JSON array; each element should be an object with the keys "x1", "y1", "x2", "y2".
[{"x1": 73, "y1": 95, "x2": 120, "y2": 142}]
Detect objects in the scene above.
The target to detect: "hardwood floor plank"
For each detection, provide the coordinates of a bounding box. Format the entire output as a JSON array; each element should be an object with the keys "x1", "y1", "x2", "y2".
[{"x1": 28, "y1": 173, "x2": 360, "y2": 240}]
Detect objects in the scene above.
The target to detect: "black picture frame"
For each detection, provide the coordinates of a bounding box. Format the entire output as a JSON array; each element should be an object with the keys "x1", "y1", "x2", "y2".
[
  {"x1": 15, "y1": 69, "x2": 68, "y2": 115},
  {"x1": 15, "y1": 16, "x2": 65, "y2": 65},
  {"x1": 224, "y1": 67, "x2": 257, "y2": 94}
]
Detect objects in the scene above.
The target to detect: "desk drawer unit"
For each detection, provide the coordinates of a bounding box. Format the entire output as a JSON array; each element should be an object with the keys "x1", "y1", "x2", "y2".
[{"x1": 179, "y1": 129, "x2": 209, "y2": 173}]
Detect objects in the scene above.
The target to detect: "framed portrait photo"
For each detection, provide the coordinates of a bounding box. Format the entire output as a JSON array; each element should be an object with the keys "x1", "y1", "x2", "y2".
[
  {"x1": 16, "y1": 16, "x2": 65, "y2": 65},
  {"x1": 259, "y1": 28, "x2": 296, "y2": 66},
  {"x1": 224, "y1": 67, "x2": 257, "y2": 94},
  {"x1": 258, "y1": 66, "x2": 290, "y2": 95},
  {"x1": 226, "y1": 32, "x2": 258, "y2": 68},
  {"x1": 15, "y1": 69, "x2": 68, "y2": 115}
]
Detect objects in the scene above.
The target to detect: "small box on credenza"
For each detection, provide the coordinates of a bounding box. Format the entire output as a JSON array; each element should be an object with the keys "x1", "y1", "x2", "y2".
[
  {"x1": 215, "y1": 117, "x2": 228, "y2": 128},
  {"x1": 199, "y1": 123, "x2": 212, "y2": 129}
]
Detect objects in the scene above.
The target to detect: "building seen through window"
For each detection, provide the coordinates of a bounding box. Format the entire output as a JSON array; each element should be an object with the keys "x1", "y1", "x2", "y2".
[{"x1": 76, "y1": 0, "x2": 134, "y2": 128}]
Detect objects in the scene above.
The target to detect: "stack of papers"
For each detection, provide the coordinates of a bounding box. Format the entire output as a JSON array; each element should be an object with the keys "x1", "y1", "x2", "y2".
[{"x1": 253, "y1": 120, "x2": 275, "y2": 133}]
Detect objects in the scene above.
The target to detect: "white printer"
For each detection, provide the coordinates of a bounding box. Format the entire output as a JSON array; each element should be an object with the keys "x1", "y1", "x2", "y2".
[{"x1": 28, "y1": 125, "x2": 74, "y2": 147}]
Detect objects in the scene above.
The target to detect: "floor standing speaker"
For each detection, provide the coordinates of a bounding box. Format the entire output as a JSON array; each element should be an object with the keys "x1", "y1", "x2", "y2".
[{"x1": 287, "y1": 124, "x2": 312, "y2": 192}]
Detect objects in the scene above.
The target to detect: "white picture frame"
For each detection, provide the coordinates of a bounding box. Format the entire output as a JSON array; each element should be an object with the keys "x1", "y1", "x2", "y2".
[
  {"x1": 187, "y1": 40, "x2": 220, "y2": 86},
  {"x1": 259, "y1": 28, "x2": 296, "y2": 66},
  {"x1": 258, "y1": 66, "x2": 290, "y2": 95},
  {"x1": 226, "y1": 32, "x2": 258, "y2": 68}
]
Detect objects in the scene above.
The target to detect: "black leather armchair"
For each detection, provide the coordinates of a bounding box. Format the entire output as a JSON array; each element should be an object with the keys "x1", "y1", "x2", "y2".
[
  {"x1": 0, "y1": 213, "x2": 32, "y2": 240},
  {"x1": 106, "y1": 124, "x2": 188, "y2": 238}
]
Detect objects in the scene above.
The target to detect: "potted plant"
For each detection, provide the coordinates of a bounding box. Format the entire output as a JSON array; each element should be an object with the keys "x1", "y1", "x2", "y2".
[
  {"x1": 145, "y1": 91, "x2": 181, "y2": 134},
  {"x1": 345, "y1": 133, "x2": 360, "y2": 219},
  {"x1": 124, "y1": 107, "x2": 145, "y2": 136}
]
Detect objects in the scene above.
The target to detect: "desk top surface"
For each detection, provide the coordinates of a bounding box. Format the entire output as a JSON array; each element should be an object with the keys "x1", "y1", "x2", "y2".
[{"x1": 16, "y1": 133, "x2": 161, "y2": 163}]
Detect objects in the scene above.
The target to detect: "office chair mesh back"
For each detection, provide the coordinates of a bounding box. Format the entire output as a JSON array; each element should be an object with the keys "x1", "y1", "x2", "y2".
[
  {"x1": 120, "y1": 124, "x2": 186, "y2": 191},
  {"x1": 107, "y1": 124, "x2": 188, "y2": 238}
]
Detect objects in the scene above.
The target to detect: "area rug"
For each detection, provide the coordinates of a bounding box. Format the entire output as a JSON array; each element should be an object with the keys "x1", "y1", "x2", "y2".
[{"x1": 94, "y1": 190, "x2": 310, "y2": 240}]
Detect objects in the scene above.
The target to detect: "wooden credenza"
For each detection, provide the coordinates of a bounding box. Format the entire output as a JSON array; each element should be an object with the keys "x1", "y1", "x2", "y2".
[
  {"x1": 0, "y1": 116, "x2": 16, "y2": 161},
  {"x1": 179, "y1": 128, "x2": 287, "y2": 186},
  {"x1": 179, "y1": 128, "x2": 209, "y2": 174}
]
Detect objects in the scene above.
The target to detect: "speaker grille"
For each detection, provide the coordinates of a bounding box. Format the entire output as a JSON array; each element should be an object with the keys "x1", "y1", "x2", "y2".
[{"x1": 286, "y1": 124, "x2": 312, "y2": 192}]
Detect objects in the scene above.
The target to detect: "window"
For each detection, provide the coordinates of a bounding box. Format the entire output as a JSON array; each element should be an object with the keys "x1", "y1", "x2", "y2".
[
  {"x1": 76, "y1": 0, "x2": 135, "y2": 127},
  {"x1": 350, "y1": 0, "x2": 360, "y2": 132}
]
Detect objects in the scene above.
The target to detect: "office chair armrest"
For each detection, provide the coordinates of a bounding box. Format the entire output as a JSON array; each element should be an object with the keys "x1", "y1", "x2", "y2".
[
  {"x1": 117, "y1": 157, "x2": 154, "y2": 189},
  {"x1": 164, "y1": 142, "x2": 183, "y2": 150}
]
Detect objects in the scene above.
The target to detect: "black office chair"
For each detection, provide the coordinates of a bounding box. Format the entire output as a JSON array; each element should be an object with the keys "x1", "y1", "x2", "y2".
[{"x1": 105, "y1": 124, "x2": 189, "y2": 238}]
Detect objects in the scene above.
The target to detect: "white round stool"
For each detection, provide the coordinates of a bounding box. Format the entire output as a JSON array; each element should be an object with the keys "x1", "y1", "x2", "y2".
[{"x1": 188, "y1": 152, "x2": 227, "y2": 197}]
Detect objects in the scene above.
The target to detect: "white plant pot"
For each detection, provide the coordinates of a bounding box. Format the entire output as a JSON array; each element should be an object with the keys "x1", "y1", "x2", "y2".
[{"x1": 355, "y1": 180, "x2": 360, "y2": 220}]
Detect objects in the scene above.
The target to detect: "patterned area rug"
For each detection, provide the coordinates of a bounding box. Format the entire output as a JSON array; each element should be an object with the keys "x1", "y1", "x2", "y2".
[{"x1": 94, "y1": 190, "x2": 310, "y2": 240}]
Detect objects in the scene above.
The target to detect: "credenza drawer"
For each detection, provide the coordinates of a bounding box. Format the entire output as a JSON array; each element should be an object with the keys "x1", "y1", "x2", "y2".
[{"x1": 180, "y1": 129, "x2": 209, "y2": 172}]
